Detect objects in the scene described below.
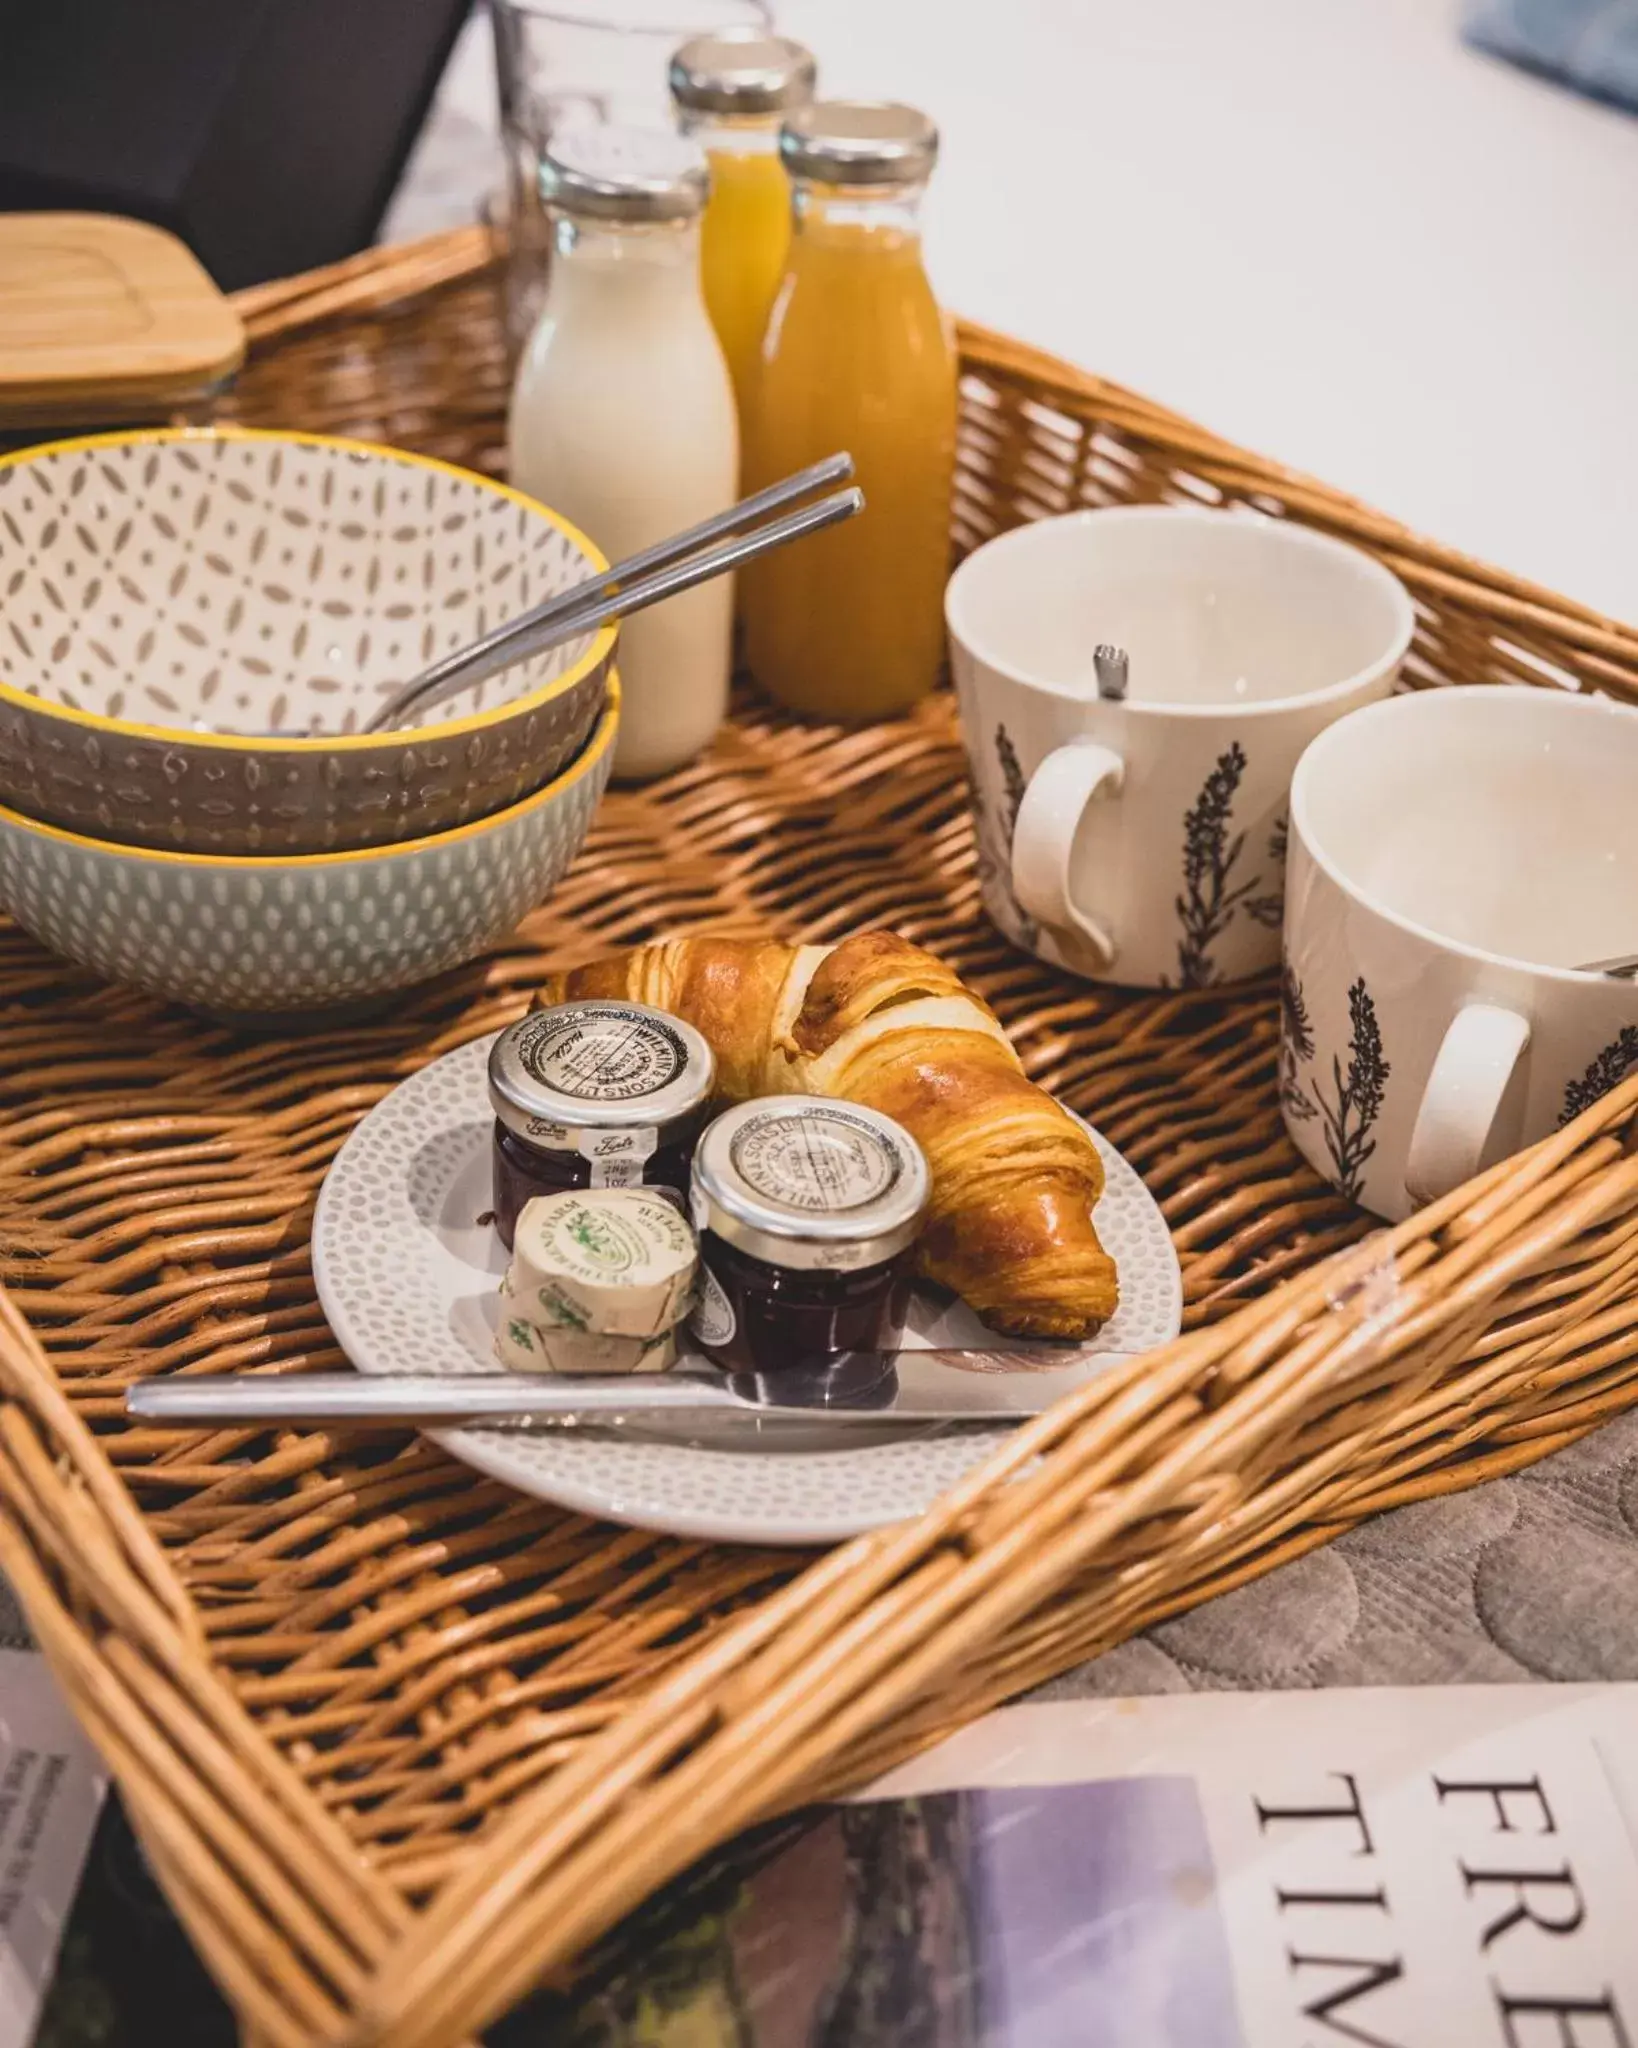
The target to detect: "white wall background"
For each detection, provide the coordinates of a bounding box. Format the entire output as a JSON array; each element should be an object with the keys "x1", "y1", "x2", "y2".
[{"x1": 387, "y1": 0, "x2": 1638, "y2": 621}]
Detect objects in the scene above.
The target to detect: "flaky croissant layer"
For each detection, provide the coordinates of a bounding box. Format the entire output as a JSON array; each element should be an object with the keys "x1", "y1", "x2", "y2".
[{"x1": 538, "y1": 930, "x2": 1118, "y2": 1338}]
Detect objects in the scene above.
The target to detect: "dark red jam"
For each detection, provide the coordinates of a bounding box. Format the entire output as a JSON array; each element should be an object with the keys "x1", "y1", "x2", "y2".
[
  {"x1": 691, "y1": 1227, "x2": 914, "y2": 1377},
  {"x1": 487, "y1": 1000, "x2": 716, "y2": 1251},
  {"x1": 490, "y1": 1119, "x2": 699, "y2": 1250}
]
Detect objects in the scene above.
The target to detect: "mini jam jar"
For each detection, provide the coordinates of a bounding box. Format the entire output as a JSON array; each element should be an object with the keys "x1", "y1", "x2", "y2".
[
  {"x1": 689, "y1": 1096, "x2": 930, "y2": 1379},
  {"x1": 488, "y1": 1000, "x2": 715, "y2": 1249}
]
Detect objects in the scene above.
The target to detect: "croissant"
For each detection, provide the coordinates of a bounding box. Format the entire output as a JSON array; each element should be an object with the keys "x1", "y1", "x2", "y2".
[{"x1": 536, "y1": 930, "x2": 1118, "y2": 1339}]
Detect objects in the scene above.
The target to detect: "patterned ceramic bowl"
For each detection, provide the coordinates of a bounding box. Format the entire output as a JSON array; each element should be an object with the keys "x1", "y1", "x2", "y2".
[
  {"x1": 0, "y1": 427, "x2": 616, "y2": 856},
  {"x1": 0, "y1": 679, "x2": 618, "y2": 1018}
]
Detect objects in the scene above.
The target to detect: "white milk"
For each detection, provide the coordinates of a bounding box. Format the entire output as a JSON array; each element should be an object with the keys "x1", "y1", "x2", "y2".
[{"x1": 508, "y1": 132, "x2": 737, "y2": 782}]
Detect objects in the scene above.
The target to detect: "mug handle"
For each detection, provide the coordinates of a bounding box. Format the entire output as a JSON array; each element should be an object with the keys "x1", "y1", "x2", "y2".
[
  {"x1": 1010, "y1": 741, "x2": 1125, "y2": 969},
  {"x1": 1403, "y1": 1002, "x2": 1531, "y2": 1207}
]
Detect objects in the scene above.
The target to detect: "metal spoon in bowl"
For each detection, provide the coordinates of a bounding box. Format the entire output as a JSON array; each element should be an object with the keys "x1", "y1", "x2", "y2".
[
  {"x1": 187, "y1": 453, "x2": 859, "y2": 740},
  {"x1": 366, "y1": 451, "x2": 856, "y2": 733},
  {"x1": 1577, "y1": 954, "x2": 1638, "y2": 980}
]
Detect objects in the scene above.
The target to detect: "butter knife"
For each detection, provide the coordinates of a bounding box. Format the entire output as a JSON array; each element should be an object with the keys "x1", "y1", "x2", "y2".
[{"x1": 125, "y1": 1351, "x2": 1124, "y2": 1429}]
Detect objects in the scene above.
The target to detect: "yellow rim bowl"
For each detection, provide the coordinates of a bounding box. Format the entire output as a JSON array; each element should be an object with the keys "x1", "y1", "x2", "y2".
[
  {"x1": 0, "y1": 674, "x2": 621, "y2": 867},
  {"x1": 0, "y1": 425, "x2": 618, "y2": 754}
]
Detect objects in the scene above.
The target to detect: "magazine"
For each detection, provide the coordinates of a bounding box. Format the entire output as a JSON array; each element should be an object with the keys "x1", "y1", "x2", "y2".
[
  {"x1": 0, "y1": 1611, "x2": 105, "y2": 2048},
  {"x1": 533, "y1": 1684, "x2": 1638, "y2": 2048}
]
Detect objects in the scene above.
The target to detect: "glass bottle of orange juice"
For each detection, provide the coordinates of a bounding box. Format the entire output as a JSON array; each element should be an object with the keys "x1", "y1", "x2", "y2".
[
  {"x1": 741, "y1": 101, "x2": 958, "y2": 723},
  {"x1": 669, "y1": 31, "x2": 816, "y2": 457}
]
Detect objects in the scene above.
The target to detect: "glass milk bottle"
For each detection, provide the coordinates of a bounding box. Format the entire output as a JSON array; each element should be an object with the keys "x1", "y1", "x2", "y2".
[
  {"x1": 741, "y1": 102, "x2": 958, "y2": 723},
  {"x1": 668, "y1": 30, "x2": 816, "y2": 460},
  {"x1": 508, "y1": 128, "x2": 737, "y2": 779}
]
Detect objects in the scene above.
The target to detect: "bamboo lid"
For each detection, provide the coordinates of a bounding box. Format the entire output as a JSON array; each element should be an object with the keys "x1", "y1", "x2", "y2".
[{"x1": 0, "y1": 212, "x2": 245, "y2": 424}]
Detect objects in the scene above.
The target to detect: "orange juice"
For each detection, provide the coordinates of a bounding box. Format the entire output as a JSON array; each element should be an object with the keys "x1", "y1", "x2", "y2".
[
  {"x1": 699, "y1": 145, "x2": 791, "y2": 435},
  {"x1": 742, "y1": 105, "x2": 957, "y2": 722},
  {"x1": 670, "y1": 34, "x2": 817, "y2": 456}
]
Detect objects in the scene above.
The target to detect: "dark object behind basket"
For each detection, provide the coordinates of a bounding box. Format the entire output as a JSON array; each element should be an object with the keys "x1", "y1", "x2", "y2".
[{"x1": 0, "y1": 0, "x2": 469, "y2": 290}]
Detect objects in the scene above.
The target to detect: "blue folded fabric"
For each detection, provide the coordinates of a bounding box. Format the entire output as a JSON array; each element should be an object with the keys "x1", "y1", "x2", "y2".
[{"x1": 1464, "y1": 0, "x2": 1638, "y2": 112}]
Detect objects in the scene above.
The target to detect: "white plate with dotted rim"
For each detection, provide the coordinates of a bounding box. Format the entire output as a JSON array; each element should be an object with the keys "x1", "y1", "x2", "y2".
[{"x1": 312, "y1": 1035, "x2": 1184, "y2": 1546}]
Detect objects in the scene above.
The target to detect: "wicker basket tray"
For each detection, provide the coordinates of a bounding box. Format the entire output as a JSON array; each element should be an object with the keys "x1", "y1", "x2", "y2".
[{"x1": 3, "y1": 228, "x2": 1638, "y2": 2047}]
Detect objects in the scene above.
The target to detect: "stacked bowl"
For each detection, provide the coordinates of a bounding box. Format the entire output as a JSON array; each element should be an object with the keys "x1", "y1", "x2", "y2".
[{"x1": 0, "y1": 427, "x2": 619, "y2": 1016}]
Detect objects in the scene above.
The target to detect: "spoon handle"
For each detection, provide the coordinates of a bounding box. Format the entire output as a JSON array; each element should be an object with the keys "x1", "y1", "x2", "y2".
[
  {"x1": 367, "y1": 451, "x2": 855, "y2": 733},
  {"x1": 508, "y1": 487, "x2": 862, "y2": 660}
]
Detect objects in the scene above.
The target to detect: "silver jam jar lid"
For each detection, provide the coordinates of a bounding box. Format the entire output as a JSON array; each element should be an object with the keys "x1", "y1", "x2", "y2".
[
  {"x1": 691, "y1": 1096, "x2": 930, "y2": 1273},
  {"x1": 539, "y1": 127, "x2": 710, "y2": 223},
  {"x1": 490, "y1": 1001, "x2": 716, "y2": 1152},
  {"x1": 778, "y1": 100, "x2": 939, "y2": 188},
  {"x1": 669, "y1": 31, "x2": 817, "y2": 116}
]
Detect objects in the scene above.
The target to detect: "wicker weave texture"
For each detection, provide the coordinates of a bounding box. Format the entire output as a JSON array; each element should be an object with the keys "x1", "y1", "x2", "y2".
[{"x1": 0, "y1": 231, "x2": 1635, "y2": 2045}]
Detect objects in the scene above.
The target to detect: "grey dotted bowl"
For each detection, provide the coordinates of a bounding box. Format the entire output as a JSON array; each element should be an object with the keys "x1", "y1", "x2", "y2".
[
  {"x1": 0, "y1": 428, "x2": 616, "y2": 855},
  {"x1": 0, "y1": 679, "x2": 618, "y2": 1017}
]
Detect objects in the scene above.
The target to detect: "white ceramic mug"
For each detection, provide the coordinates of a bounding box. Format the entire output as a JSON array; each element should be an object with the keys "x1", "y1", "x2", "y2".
[
  {"x1": 1283, "y1": 686, "x2": 1638, "y2": 1221},
  {"x1": 945, "y1": 507, "x2": 1415, "y2": 987}
]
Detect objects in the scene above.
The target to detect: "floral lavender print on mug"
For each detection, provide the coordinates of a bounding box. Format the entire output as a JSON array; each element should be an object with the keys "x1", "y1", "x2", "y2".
[
  {"x1": 946, "y1": 505, "x2": 1414, "y2": 989},
  {"x1": 1283, "y1": 687, "x2": 1638, "y2": 1221}
]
